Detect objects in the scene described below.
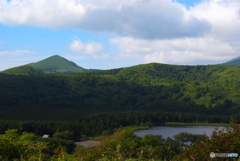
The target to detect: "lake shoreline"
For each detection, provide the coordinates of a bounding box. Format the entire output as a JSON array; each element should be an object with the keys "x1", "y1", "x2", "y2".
[
  {"x1": 88, "y1": 122, "x2": 230, "y2": 142},
  {"x1": 165, "y1": 122, "x2": 230, "y2": 126},
  {"x1": 133, "y1": 124, "x2": 230, "y2": 139}
]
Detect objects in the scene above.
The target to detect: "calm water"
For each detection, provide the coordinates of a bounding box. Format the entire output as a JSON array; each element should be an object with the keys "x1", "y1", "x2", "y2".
[{"x1": 134, "y1": 125, "x2": 229, "y2": 139}]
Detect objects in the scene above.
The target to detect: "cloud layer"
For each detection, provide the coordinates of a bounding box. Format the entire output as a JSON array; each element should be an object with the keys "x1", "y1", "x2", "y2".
[
  {"x1": 110, "y1": 36, "x2": 238, "y2": 64},
  {"x1": 1, "y1": 0, "x2": 240, "y2": 65},
  {"x1": 0, "y1": 0, "x2": 211, "y2": 39},
  {"x1": 69, "y1": 39, "x2": 103, "y2": 54}
]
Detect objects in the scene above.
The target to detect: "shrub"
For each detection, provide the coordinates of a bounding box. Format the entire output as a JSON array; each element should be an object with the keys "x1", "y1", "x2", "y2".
[{"x1": 174, "y1": 120, "x2": 240, "y2": 160}]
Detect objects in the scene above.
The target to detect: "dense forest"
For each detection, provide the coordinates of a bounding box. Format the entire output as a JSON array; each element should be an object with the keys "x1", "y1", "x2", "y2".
[
  {"x1": 1, "y1": 63, "x2": 240, "y2": 120},
  {"x1": 0, "y1": 111, "x2": 235, "y2": 139},
  {"x1": 1, "y1": 63, "x2": 240, "y2": 136},
  {"x1": 1, "y1": 62, "x2": 240, "y2": 160}
]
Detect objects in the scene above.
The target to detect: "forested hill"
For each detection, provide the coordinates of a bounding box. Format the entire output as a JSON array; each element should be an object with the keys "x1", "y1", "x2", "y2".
[
  {"x1": 1, "y1": 65, "x2": 45, "y2": 75},
  {"x1": 26, "y1": 55, "x2": 89, "y2": 74},
  {"x1": 116, "y1": 63, "x2": 237, "y2": 82},
  {"x1": 1, "y1": 63, "x2": 240, "y2": 120},
  {"x1": 220, "y1": 56, "x2": 240, "y2": 66},
  {"x1": 82, "y1": 62, "x2": 239, "y2": 82}
]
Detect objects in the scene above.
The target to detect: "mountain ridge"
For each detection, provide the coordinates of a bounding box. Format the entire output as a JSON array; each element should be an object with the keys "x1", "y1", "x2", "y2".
[
  {"x1": 2, "y1": 55, "x2": 240, "y2": 75},
  {"x1": 220, "y1": 56, "x2": 240, "y2": 66}
]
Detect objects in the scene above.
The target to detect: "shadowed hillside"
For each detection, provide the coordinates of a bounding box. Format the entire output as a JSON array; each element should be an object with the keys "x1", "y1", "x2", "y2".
[
  {"x1": 0, "y1": 65, "x2": 45, "y2": 75},
  {"x1": 1, "y1": 63, "x2": 240, "y2": 120}
]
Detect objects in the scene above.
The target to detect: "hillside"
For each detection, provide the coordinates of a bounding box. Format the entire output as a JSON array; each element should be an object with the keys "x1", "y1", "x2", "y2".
[
  {"x1": 1, "y1": 63, "x2": 240, "y2": 120},
  {"x1": 27, "y1": 55, "x2": 89, "y2": 74},
  {"x1": 78, "y1": 63, "x2": 240, "y2": 108},
  {"x1": 220, "y1": 56, "x2": 240, "y2": 66},
  {"x1": 0, "y1": 65, "x2": 45, "y2": 75}
]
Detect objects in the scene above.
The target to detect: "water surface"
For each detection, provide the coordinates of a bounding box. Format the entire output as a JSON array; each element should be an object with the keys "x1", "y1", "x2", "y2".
[{"x1": 134, "y1": 125, "x2": 229, "y2": 139}]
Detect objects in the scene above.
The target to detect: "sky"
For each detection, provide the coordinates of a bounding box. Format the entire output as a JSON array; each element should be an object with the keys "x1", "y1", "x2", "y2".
[{"x1": 0, "y1": 0, "x2": 240, "y2": 71}]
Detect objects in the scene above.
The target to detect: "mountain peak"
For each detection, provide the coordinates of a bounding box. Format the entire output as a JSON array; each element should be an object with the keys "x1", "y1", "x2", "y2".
[{"x1": 28, "y1": 55, "x2": 88, "y2": 74}]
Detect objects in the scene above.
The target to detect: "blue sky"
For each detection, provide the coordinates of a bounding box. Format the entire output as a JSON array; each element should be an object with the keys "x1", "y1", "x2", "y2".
[
  {"x1": 0, "y1": 0, "x2": 240, "y2": 71},
  {"x1": 177, "y1": 0, "x2": 202, "y2": 8}
]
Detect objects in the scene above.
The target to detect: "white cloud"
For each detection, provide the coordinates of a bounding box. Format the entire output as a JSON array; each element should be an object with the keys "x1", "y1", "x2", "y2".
[
  {"x1": 107, "y1": 0, "x2": 240, "y2": 65},
  {"x1": 110, "y1": 36, "x2": 239, "y2": 64},
  {"x1": 0, "y1": 0, "x2": 211, "y2": 39},
  {"x1": 1, "y1": 0, "x2": 240, "y2": 65},
  {"x1": 0, "y1": 50, "x2": 36, "y2": 56},
  {"x1": 69, "y1": 39, "x2": 103, "y2": 54},
  {"x1": 0, "y1": 0, "x2": 85, "y2": 28},
  {"x1": 187, "y1": 0, "x2": 240, "y2": 43},
  {"x1": 0, "y1": 0, "x2": 239, "y2": 40}
]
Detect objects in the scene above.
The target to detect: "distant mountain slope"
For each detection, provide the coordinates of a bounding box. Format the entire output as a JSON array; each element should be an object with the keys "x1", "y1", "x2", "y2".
[
  {"x1": 27, "y1": 55, "x2": 89, "y2": 74},
  {"x1": 93, "y1": 63, "x2": 240, "y2": 107},
  {"x1": 2, "y1": 63, "x2": 240, "y2": 120},
  {"x1": 115, "y1": 63, "x2": 226, "y2": 81},
  {"x1": 0, "y1": 65, "x2": 45, "y2": 75},
  {"x1": 220, "y1": 56, "x2": 240, "y2": 66}
]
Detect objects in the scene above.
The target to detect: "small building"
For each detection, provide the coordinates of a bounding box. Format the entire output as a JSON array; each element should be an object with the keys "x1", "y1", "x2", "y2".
[{"x1": 42, "y1": 134, "x2": 49, "y2": 138}]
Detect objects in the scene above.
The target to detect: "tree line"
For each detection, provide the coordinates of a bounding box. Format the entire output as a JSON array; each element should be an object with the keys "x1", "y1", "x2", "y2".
[{"x1": 0, "y1": 111, "x2": 236, "y2": 140}]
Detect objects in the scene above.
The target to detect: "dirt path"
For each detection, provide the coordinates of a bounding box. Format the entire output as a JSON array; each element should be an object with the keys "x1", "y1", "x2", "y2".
[{"x1": 75, "y1": 141, "x2": 102, "y2": 148}]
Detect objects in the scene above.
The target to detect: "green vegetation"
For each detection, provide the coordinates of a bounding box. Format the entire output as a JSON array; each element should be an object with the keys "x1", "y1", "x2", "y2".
[
  {"x1": 175, "y1": 120, "x2": 240, "y2": 160},
  {"x1": 1, "y1": 58, "x2": 240, "y2": 160},
  {"x1": 27, "y1": 55, "x2": 89, "y2": 74},
  {"x1": 221, "y1": 56, "x2": 240, "y2": 66},
  {"x1": 0, "y1": 111, "x2": 235, "y2": 144},
  {"x1": 1, "y1": 63, "x2": 240, "y2": 120},
  {"x1": 2, "y1": 121, "x2": 240, "y2": 160},
  {"x1": 0, "y1": 129, "x2": 76, "y2": 160},
  {"x1": 0, "y1": 63, "x2": 240, "y2": 122},
  {"x1": 0, "y1": 65, "x2": 45, "y2": 75}
]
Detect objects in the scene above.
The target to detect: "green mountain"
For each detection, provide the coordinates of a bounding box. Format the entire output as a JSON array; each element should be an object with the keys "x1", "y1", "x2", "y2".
[
  {"x1": 220, "y1": 56, "x2": 240, "y2": 66},
  {"x1": 1, "y1": 62, "x2": 240, "y2": 120},
  {"x1": 0, "y1": 65, "x2": 45, "y2": 75},
  {"x1": 127, "y1": 63, "x2": 240, "y2": 104},
  {"x1": 27, "y1": 55, "x2": 89, "y2": 74}
]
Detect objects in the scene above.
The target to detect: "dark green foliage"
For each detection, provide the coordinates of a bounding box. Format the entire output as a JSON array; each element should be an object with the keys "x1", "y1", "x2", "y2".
[
  {"x1": 182, "y1": 95, "x2": 191, "y2": 101},
  {"x1": 140, "y1": 134, "x2": 164, "y2": 147},
  {"x1": 53, "y1": 130, "x2": 74, "y2": 140},
  {"x1": 2, "y1": 59, "x2": 240, "y2": 160},
  {"x1": 174, "y1": 120, "x2": 240, "y2": 160},
  {"x1": 0, "y1": 67, "x2": 239, "y2": 121},
  {"x1": 173, "y1": 132, "x2": 206, "y2": 147},
  {"x1": 0, "y1": 62, "x2": 240, "y2": 146},
  {"x1": 0, "y1": 72, "x2": 8, "y2": 76},
  {"x1": 37, "y1": 137, "x2": 76, "y2": 154},
  {"x1": 0, "y1": 111, "x2": 236, "y2": 140},
  {"x1": 102, "y1": 130, "x2": 111, "y2": 136},
  {"x1": 1, "y1": 62, "x2": 240, "y2": 116},
  {"x1": 0, "y1": 65, "x2": 45, "y2": 75},
  {"x1": 0, "y1": 129, "x2": 48, "y2": 160}
]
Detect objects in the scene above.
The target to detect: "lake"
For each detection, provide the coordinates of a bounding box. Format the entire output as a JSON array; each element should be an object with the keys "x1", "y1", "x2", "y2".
[{"x1": 134, "y1": 125, "x2": 230, "y2": 139}]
